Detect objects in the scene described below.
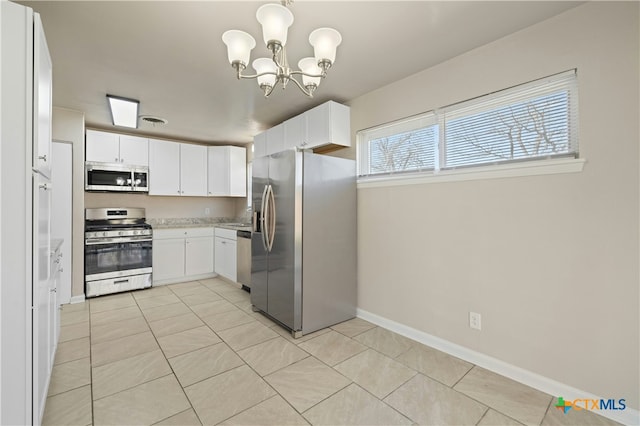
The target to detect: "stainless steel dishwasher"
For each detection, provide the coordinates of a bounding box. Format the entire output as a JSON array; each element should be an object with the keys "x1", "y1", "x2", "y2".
[{"x1": 237, "y1": 230, "x2": 251, "y2": 289}]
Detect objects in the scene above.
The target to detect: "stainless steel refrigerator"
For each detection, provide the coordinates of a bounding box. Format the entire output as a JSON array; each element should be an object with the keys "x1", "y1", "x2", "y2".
[{"x1": 251, "y1": 149, "x2": 356, "y2": 337}]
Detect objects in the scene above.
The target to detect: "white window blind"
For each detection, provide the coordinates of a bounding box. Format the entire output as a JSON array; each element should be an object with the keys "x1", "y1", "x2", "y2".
[
  {"x1": 357, "y1": 112, "x2": 438, "y2": 177},
  {"x1": 357, "y1": 70, "x2": 579, "y2": 178},
  {"x1": 442, "y1": 70, "x2": 578, "y2": 169}
]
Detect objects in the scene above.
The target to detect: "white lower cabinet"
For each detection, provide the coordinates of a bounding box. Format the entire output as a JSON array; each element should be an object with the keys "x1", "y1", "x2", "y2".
[
  {"x1": 153, "y1": 238, "x2": 186, "y2": 282},
  {"x1": 153, "y1": 227, "x2": 214, "y2": 285},
  {"x1": 214, "y1": 227, "x2": 237, "y2": 282},
  {"x1": 186, "y1": 236, "x2": 215, "y2": 276}
]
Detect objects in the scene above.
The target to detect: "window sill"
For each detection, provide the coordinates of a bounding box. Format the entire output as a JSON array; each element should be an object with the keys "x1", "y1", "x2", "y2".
[{"x1": 357, "y1": 157, "x2": 586, "y2": 189}]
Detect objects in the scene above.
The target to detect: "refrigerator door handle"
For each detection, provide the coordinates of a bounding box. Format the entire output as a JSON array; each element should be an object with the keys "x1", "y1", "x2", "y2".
[
  {"x1": 267, "y1": 184, "x2": 276, "y2": 252},
  {"x1": 260, "y1": 184, "x2": 269, "y2": 251}
]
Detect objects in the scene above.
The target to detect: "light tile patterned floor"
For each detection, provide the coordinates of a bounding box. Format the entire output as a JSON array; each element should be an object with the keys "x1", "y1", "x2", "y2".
[{"x1": 44, "y1": 278, "x2": 621, "y2": 426}]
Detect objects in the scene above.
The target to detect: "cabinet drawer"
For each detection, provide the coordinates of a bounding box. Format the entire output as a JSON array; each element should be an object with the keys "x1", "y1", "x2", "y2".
[
  {"x1": 214, "y1": 227, "x2": 237, "y2": 240},
  {"x1": 154, "y1": 227, "x2": 214, "y2": 239}
]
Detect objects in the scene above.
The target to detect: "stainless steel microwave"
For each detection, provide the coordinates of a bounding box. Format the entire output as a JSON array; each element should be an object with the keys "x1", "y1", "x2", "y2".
[{"x1": 85, "y1": 162, "x2": 149, "y2": 192}]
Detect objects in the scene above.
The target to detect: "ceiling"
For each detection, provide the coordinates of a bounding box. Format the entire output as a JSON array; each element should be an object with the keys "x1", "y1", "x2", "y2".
[{"x1": 19, "y1": 0, "x2": 582, "y2": 145}]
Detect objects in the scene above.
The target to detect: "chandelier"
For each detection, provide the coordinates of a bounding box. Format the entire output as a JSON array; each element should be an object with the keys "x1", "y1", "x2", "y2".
[{"x1": 222, "y1": 1, "x2": 342, "y2": 98}]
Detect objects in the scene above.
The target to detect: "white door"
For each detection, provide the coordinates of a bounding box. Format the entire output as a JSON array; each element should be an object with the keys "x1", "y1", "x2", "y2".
[
  {"x1": 33, "y1": 173, "x2": 51, "y2": 424},
  {"x1": 85, "y1": 130, "x2": 119, "y2": 163},
  {"x1": 215, "y1": 237, "x2": 237, "y2": 281},
  {"x1": 180, "y1": 144, "x2": 207, "y2": 196},
  {"x1": 149, "y1": 139, "x2": 181, "y2": 196},
  {"x1": 33, "y1": 14, "x2": 52, "y2": 179},
  {"x1": 283, "y1": 113, "x2": 305, "y2": 150},
  {"x1": 305, "y1": 101, "x2": 331, "y2": 148},
  {"x1": 266, "y1": 123, "x2": 285, "y2": 155},
  {"x1": 229, "y1": 146, "x2": 247, "y2": 197},
  {"x1": 51, "y1": 142, "x2": 72, "y2": 304},
  {"x1": 185, "y1": 237, "x2": 214, "y2": 276},
  {"x1": 119, "y1": 135, "x2": 148, "y2": 166},
  {"x1": 152, "y1": 238, "x2": 185, "y2": 282},
  {"x1": 253, "y1": 132, "x2": 267, "y2": 158},
  {"x1": 207, "y1": 146, "x2": 228, "y2": 196}
]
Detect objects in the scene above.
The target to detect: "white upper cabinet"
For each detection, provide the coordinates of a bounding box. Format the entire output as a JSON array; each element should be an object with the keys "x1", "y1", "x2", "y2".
[
  {"x1": 149, "y1": 139, "x2": 181, "y2": 195},
  {"x1": 180, "y1": 143, "x2": 208, "y2": 196},
  {"x1": 119, "y1": 135, "x2": 149, "y2": 165},
  {"x1": 266, "y1": 123, "x2": 285, "y2": 155},
  {"x1": 253, "y1": 132, "x2": 267, "y2": 158},
  {"x1": 305, "y1": 101, "x2": 350, "y2": 150},
  {"x1": 34, "y1": 13, "x2": 53, "y2": 179},
  {"x1": 86, "y1": 130, "x2": 148, "y2": 166},
  {"x1": 283, "y1": 113, "x2": 305, "y2": 150},
  {"x1": 148, "y1": 139, "x2": 207, "y2": 197},
  {"x1": 253, "y1": 100, "x2": 350, "y2": 158},
  {"x1": 207, "y1": 146, "x2": 247, "y2": 197},
  {"x1": 86, "y1": 130, "x2": 118, "y2": 163}
]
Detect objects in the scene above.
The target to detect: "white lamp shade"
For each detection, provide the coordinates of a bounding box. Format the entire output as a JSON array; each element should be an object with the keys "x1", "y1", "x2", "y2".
[
  {"x1": 298, "y1": 57, "x2": 322, "y2": 87},
  {"x1": 256, "y1": 4, "x2": 294, "y2": 46},
  {"x1": 309, "y1": 28, "x2": 342, "y2": 65},
  {"x1": 222, "y1": 30, "x2": 256, "y2": 66},
  {"x1": 252, "y1": 58, "x2": 277, "y2": 87}
]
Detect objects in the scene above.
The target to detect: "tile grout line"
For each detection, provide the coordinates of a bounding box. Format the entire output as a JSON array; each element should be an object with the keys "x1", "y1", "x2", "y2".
[
  {"x1": 169, "y1": 279, "x2": 285, "y2": 425},
  {"x1": 133, "y1": 285, "x2": 204, "y2": 425}
]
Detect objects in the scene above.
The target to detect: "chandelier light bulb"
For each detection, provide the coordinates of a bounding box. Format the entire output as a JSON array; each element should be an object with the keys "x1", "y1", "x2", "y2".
[
  {"x1": 252, "y1": 57, "x2": 278, "y2": 88},
  {"x1": 298, "y1": 57, "x2": 322, "y2": 89},
  {"x1": 256, "y1": 4, "x2": 294, "y2": 49},
  {"x1": 222, "y1": 30, "x2": 256, "y2": 68},
  {"x1": 309, "y1": 28, "x2": 342, "y2": 68}
]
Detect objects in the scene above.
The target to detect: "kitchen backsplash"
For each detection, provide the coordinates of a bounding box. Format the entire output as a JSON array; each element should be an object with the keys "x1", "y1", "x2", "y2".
[{"x1": 84, "y1": 192, "x2": 240, "y2": 219}]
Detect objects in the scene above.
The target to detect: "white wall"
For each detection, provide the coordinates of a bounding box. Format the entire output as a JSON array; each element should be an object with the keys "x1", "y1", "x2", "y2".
[{"x1": 346, "y1": 2, "x2": 639, "y2": 409}]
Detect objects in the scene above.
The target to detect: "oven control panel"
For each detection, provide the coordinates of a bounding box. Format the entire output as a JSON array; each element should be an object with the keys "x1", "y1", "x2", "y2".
[{"x1": 85, "y1": 228, "x2": 152, "y2": 239}]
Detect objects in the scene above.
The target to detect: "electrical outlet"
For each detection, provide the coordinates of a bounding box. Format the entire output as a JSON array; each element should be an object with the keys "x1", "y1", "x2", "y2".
[
  {"x1": 469, "y1": 312, "x2": 482, "y2": 330},
  {"x1": 204, "y1": 208, "x2": 210, "y2": 216}
]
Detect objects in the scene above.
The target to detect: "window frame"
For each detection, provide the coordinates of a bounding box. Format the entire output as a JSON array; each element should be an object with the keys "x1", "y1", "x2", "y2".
[{"x1": 357, "y1": 70, "x2": 582, "y2": 186}]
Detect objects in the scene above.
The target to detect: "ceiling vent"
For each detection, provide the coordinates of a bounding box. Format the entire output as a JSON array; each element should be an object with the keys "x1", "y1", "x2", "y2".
[{"x1": 140, "y1": 115, "x2": 168, "y2": 126}]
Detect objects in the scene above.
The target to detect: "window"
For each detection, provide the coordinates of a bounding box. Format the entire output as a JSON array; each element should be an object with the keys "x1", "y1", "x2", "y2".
[{"x1": 357, "y1": 70, "x2": 579, "y2": 179}]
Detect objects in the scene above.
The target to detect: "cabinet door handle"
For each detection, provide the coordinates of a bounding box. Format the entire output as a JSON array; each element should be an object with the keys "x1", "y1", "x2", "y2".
[
  {"x1": 39, "y1": 183, "x2": 49, "y2": 190},
  {"x1": 38, "y1": 154, "x2": 47, "y2": 161},
  {"x1": 115, "y1": 157, "x2": 119, "y2": 162}
]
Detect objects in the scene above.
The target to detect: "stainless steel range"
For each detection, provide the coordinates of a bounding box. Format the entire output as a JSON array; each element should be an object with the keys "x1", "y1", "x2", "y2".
[{"x1": 84, "y1": 208, "x2": 152, "y2": 297}]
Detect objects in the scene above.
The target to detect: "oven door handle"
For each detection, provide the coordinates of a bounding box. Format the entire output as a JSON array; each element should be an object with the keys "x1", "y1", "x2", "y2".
[{"x1": 85, "y1": 237, "x2": 153, "y2": 245}]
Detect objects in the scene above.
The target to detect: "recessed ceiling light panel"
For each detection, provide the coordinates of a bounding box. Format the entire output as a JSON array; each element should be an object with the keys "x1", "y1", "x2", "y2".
[{"x1": 107, "y1": 94, "x2": 139, "y2": 128}]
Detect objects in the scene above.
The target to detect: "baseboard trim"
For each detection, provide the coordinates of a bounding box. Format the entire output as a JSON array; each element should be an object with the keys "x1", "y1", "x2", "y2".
[
  {"x1": 69, "y1": 294, "x2": 85, "y2": 304},
  {"x1": 356, "y1": 308, "x2": 639, "y2": 426},
  {"x1": 152, "y1": 273, "x2": 217, "y2": 287}
]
